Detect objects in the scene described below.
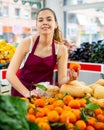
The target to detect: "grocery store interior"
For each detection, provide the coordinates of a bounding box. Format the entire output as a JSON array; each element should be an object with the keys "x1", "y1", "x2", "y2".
[
  {"x1": 0, "y1": 1, "x2": 104, "y2": 130},
  {"x1": 0, "y1": 0, "x2": 104, "y2": 92}
]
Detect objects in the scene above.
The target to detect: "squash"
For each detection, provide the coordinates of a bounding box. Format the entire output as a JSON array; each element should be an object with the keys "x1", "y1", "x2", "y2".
[
  {"x1": 90, "y1": 97, "x2": 104, "y2": 104},
  {"x1": 93, "y1": 85, "x2": 104, "y2": 99},
  {"x1": 89, "y1": 83, "x2": 99, "y2": 90},
  {"x1": 89, "y1": 82, "x2": 104, "y2": 99},
  {"x1": 68, "y1": 80, "x2": 87, "y2": 86},
  {"x1": 96, "y1": 79, "x2": 104, "y2": 86},
  {"x1": 60, "y1": 81, "x2": 93, "y2": 98}
]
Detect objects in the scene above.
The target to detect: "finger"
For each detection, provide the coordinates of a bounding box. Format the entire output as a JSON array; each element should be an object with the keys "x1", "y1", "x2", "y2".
[{"x1": 69, "y1": 69, "x2": 76, "y2": 81}]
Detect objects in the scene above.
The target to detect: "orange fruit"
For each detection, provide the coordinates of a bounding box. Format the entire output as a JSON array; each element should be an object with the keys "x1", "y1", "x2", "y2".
[
  {"x1": 42, "y1": 107, "x2": 50, "y2": 116},
  {"x1": 60, "y1": 111, "x2": 76, "y2": 123},
  {"x1": 53, "y1": 99, "x2": 64, "y2": 108},
  {"x1": 79, "y1": 98, "x2": 87, "y2": 107},
  {"x1": 27, "y1": 113, "x2": 36, "y2": 122},
  {"x1": 35, "y1": 117, "x2": 45, "y2": 124},
  {"x1": 28, "y1": 107, "x2": 35, "y2": 115},
  {"x1": 85, "y1": 125, "x2": 95, "y2": 130},
  {"x1": 94, "y1": 108, "x2": 103, "y2": 115},
  {"x1": 67, "y1": 123, "x2": 74, "y2": 130},
  {"x1": 72, "y1": 109, "x2": 81, "y2": 120},
  {"x1": 34, "y1": 98, "x2": 45, "y2": 107},
  {"x1": 63, "y1": 105, "x2": 71, "y2": 111},
  {"x1": 75, "y1": 120, "x2": 86, "y2": 130},
  {"x1": 97, "y1": 114, "x2": 104, "y2": 122},
  {"x1": 47, "y1": 110, "x2": 59, "y2": 122},
  {"x1": 54, "y1": 106, "x2": 63, "y2": 115},
  {"x1": 68, "y1": 99, "x2": 81, "y2": 109},
  {"x1": 94, "y1": 122, "x2": 104, "y2": 130},
  {"x1": 38, "y1": 122, "x2": 51, "y2": 130},
  {"x1": 35, "y1": 108, "x2": 45, "y2": 118},
  {"x1": 63, "y1": 95, "x2": 74, "y2": 105},
  {"x1": 54, "y1": 93, "x2": 63, "y2": 99},
  {"x1": 45, "y1": 104, "x2": 54, "y2": 111},
  {"x1": 69, "y1": 62, "x2": 81, "y2": 71},
  {"x1": 87, "y1": 117, "x2": 96, "y2": 126},
  {"x1": 46, "y1": 97, "x2": 55, "y2": 105}
]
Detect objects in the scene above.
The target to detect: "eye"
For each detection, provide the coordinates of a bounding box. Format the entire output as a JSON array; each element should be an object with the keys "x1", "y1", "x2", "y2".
[
  {"x1": 37, "y1": 19, "x2": 43, "y2": 22},
  {"x1": 47, "y1": 18, "x2": 52, "y2": 21}
]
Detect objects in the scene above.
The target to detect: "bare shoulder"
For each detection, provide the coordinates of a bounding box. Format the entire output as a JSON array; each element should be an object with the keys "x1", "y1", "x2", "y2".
[
  {"x1": 59, "y1": 43, "x2": 67, "y2": 50},
  {"x1": 55, "y1": 42, "x2": 68, "y2": 59},
  {"x1": 55, "y1": 43, "x2": 67, "y2": 52},
  {"x1": 59, "y1": 44, "x2": 67, "y2": 57},
  {"x1": 18, "y1": 35, "x2": 38, "y2": 53}
]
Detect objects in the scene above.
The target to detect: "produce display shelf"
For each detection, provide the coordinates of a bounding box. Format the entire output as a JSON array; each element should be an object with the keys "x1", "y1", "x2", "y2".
[{"x1": 0, "y1": 62, "x2": 104, "y2": 93}]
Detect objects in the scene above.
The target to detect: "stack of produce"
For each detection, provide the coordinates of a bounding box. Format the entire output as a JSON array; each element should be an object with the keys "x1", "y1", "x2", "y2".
[
  {"x1": 0, "y1": 79, "x2": 104, "y2": 130},
  {"x1": 26, "y1": 88, "x2": 104, "y2": 130},
  {"x1": 0, "y1": 39, "x2": 16, "y2": 69},
  {"x1": 0, "y1": 62, "x2": 104, "y2": 130},
  {"x1": 69, "y1": 40, "x2": 104, "y2": 63}
]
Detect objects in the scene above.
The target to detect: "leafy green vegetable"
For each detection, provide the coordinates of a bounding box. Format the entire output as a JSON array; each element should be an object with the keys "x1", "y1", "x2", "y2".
[
  {"x1": 0, "y1": 95, "x2": 29, "y2": 130},
  {"x1": 28, "y1": 122, "x2": 40, "y2": 130},
  {"x1": 84, "y1": 97, "x2": 91, "y2": 104},
  {"x1": 50, "y1": 122, "x2": 68, "y2": 130},
  {"x1": 74, "y1": 126, "x2": 80, "y2": 130},
  {"x1": 85, "y1": 103, "x2": 100, "y2": 110},
  {"x1": 80, "y1": 103, "x2": 100, "y2": 122},
  {"x1": 50, "y1": 122, "x2": 65, "y2": 127},
  {"x1": 80, "y1": 109, "x2": 88, "y2": 122},
  {"x1": 33, "y1": 84, "x2": 47, "y2": 91}
]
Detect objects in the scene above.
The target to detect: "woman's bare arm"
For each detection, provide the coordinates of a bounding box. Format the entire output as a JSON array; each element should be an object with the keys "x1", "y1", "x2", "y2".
[
  {"x1": 57, "y1": 44, "x2": 69, "y2": 86},
  {"x1": 6, "y1": 37, "x2": 31, "y2": 97},
  {"x1": 57, "y1": 44, "x2": 79, "y2": 86}
]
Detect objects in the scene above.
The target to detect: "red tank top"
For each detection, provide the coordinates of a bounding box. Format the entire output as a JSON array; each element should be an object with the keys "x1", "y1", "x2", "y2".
[{"x1": 12, "y1": 36, "x2": 57, "y2": 96}]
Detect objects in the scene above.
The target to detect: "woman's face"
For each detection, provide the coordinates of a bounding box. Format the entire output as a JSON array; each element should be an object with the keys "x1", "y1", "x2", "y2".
[{"x1": 36, "y1": 10, "x2": 58, "y2": 35}]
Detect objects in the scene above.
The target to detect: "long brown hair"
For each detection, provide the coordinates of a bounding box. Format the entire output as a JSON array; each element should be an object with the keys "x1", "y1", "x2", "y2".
[{"x1": 36, "y1": 8, "x2": 63, "y2": 43}]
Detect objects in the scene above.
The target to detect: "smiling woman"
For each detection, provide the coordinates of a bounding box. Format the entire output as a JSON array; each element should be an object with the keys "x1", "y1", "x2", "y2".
[{"x1": 6, "y1": 8, "x2": 80, "y2": 98}]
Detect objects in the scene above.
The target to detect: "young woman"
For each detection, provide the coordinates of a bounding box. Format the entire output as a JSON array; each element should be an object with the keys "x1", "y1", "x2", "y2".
[{"x1": 6, "y1": 8, "x2": 79, "y2": 97}]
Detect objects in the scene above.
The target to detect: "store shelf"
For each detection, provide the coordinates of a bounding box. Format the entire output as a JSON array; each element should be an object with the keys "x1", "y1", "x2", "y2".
[
  {"x1": 0, "y1": 84, "x2": 11, "y2": 95},
  {"x1": 0, "y1": 63, "x2": 104, "y2": 90},
  {"x1": 0, "y1": 69, "x2": 9, "y2": 86}
]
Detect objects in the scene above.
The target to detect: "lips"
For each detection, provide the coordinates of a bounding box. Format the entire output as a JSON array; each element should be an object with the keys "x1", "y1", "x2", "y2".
[{"x1": 42, "y1": 27, "x2": 49, "y2": 30}]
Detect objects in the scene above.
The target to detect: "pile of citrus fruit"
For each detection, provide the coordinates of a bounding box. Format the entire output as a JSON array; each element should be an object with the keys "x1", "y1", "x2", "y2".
[{"x1": 22, "y1": 93, "x2": 104, "y2": 130}]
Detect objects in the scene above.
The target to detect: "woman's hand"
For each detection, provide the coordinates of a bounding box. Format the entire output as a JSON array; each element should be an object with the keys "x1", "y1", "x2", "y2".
[
  {"x1": 68, "y1": 68, "x2": 80, "y2": 81},
  {"x1": 30, "y1": 89, "x2": 40, "y2": 97}
]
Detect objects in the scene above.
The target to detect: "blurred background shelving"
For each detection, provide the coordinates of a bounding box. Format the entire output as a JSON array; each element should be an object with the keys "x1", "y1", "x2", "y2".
[{"x1": 0, "y1": 0, "x2": 104, "y2": 45}]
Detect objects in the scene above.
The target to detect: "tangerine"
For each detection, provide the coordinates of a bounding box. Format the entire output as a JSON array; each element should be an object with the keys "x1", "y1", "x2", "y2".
[
  {"x1": 69, "y1": 62, "x2": 81, "y2": 71},
  {"x1": 75, "y1": 120, "x2": 86, "y2": 130},
  {"x1": 47, "y1": 110, "x2": 59, "y2": 122}
]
